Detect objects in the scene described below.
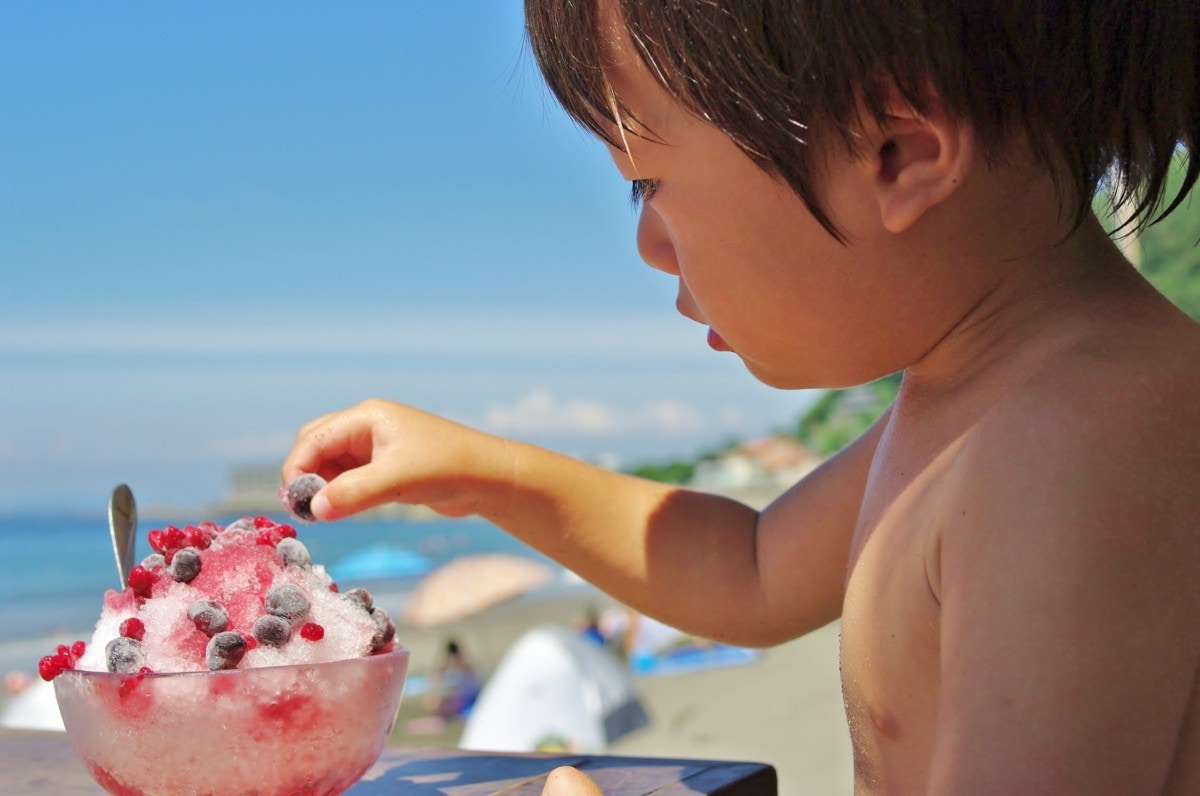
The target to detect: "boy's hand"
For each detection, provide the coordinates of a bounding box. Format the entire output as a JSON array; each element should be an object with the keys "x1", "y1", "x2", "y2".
[
  {"x1": 541, "y1": 767, "x2": 602, "y2": 796},
  {"x1": 281, "y1": 398, "x2": 512, "y2": 521}
]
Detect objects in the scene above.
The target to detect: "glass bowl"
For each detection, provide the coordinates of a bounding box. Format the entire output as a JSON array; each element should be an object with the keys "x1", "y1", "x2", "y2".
[{"x1": 53, "y1": 648, "x2": 409, "y2": 796}]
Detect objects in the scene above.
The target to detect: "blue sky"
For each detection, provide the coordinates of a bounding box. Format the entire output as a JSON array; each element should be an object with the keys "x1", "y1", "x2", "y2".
[{"x1": 0, "y1": 2, "x2": 815, "y2": 514}]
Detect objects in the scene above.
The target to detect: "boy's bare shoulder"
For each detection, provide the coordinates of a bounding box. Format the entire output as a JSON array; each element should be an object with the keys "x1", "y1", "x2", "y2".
[
  {"x1": 923, "y1": 307, "x2": 1200, "y2": 793},
  {"x1": 950, "y1": 304, "x2": 1199, "y2": 565}
]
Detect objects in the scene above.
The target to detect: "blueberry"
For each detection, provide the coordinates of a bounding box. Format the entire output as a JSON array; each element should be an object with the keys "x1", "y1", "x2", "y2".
[
  {"x1": 187, "y1": 599, "x2": 229, "y2": 637},
  {"x1": 206, "y1": 631, "x2": 247, "y2": 671},
  {"x1": 106, "y1": 637, "x2": 145, "y2": 674},
  {"x1": 265, "y1": 583, "x2": 310, "y2": 622},
  {"x1": 170, "y1": 547, "x2": 202, "y2": 583},
  {"x1": 223, "y1": 518, "x2": 255, "y2": 533},
  {"x1": 140, "y1": 553, "x2": 166, "y2": 571},
  {"x1": 252, "y1": 614, "x2": 292, "y2": 647},
  {"x1": 343, "y1": 587, "x2": 373, "y2": 613},
  {"x1": 369, "y1": 607, "x2": 395, "y2": 652},
  {"x1": 276, "y1": 537, "x2": 312, "y2": 570},
  {"x1": 281, "y1": 473, "x2": 326, "y2": 523}
]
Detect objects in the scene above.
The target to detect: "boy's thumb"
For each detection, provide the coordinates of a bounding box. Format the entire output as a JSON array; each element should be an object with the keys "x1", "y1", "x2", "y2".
[{"x1": 542, "y1": 767, "x2": 604, "y2": 796}]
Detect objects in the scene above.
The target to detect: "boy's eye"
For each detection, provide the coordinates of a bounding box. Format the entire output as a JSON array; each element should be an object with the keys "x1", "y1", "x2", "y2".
[{"x1": 629, "y1": 178, "x2": 659, "y2": 208}]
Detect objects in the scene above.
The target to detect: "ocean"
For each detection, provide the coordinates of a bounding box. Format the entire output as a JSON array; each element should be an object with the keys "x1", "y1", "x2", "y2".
[{"x1": 0, "y1": 511, "x2": 556, "y2": 677}]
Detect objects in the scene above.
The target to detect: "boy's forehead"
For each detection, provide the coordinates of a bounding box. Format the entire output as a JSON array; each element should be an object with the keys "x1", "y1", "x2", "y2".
[
  {"x1": 594, "y1": 0, "x2": 675, "y2": 139},
  {"x1": 595, "y1": 0, "x2": 638, "y2": 92}
]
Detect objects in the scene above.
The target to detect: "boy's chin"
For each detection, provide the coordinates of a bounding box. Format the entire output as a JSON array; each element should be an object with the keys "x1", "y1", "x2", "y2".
[
  {"x1": 742, "y1": 360, "x2": 819, "y2": 391},
  {"x1": 744, "y1": 359, "x2": 888, "y2": 392}
]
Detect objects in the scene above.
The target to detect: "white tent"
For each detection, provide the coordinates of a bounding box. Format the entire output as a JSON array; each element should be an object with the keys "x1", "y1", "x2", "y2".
[
  {"x1": 459, "y1": 624, "x2": 648, "y2": 753},
  {"x1": 0, "y1": 679, "x2": 64, "y2": 731}
]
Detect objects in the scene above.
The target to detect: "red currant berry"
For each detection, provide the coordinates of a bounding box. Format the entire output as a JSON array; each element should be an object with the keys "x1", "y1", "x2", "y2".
[
  {"x1": 299, "y1": 622, "x2": 325, "y2": 641},
  {"x1": 184, "y1": 525, "x2": 212, "y2": 550},
  {"x1": 38, "y1": 656, "x2": 62, "y2": 682},
  {"x1": 253, "y1": 515, "x2": 274, "y2": 529},
  {"x1": 127, "y1": 565, "x2": 157, "y2": 596},
  {"x1": 276, "y1": 524, "x2": 297, "y2": 539},
  {"x1": 148, "y1": 529, "x2": 167, "y2": 553},
  {"x1": 328, "y1": 583, "x2": 340, "y2": 593},
  {"x1": 256, "y1": 530, "x2": 276, "y2": 546},
  {"x1": 163, "y1": 526, "x2": 186, "y2": 550},
  {"x1": 120, "y1": 617, "x2": 146, "y2": 641},
  {"x1": 70, "y1": 640, "x2": 87, "y2": 661}
]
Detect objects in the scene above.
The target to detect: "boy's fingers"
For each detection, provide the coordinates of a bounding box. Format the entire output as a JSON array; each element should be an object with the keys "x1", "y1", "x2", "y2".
[
  {"x1": 316, "y1": 464, "x2": 398, "y2": 521},
  {"x1": 542, "y1": 767, "x2": 604, "y2": 796},
  {"x1": 283, "y1": 407, "x2": 374, "y2": 484}
]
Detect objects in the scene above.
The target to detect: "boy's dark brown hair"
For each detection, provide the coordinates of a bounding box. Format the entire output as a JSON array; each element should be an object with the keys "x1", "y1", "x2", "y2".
[{"x1": 525, "y1": 0, "x2": 1198, "y2": 240}]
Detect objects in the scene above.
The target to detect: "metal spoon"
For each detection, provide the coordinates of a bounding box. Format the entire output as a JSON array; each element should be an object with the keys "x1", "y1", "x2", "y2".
[{"x1": 108, "y1": 484, "x2": 138, "y2": 588}]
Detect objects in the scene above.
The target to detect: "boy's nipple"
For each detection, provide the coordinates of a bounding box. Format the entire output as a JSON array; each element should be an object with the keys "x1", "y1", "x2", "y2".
[{"x1": 870, "y1": 705, "x2": 904, "y2": 741}]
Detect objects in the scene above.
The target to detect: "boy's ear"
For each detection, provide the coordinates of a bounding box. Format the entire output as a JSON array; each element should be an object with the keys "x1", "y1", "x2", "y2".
[{"x1": 864, "y1": 89, "x2": 974, "y2": 234}]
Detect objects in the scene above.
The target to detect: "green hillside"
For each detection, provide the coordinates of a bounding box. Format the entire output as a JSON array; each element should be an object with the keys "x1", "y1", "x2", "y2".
[{"x1": 1134, "y1": 159, "x2": 1200, "y2": 320}]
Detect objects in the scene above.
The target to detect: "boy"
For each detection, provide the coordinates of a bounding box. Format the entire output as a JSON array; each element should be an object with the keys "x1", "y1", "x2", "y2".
[{"x1": 283, "y1": 0, "x2": 1200, "y2": 792}]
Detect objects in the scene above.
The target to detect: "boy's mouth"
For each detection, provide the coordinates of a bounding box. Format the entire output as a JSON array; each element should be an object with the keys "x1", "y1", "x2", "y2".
[{"x1": 706, "y1": 327, "x2": 731, "y2": 352}]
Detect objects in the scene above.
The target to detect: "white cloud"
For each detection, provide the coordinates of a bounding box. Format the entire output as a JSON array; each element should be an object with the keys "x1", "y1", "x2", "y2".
[
  {"x1": 718, "y1": 405, "x2": 749, "y2": 426},
  {"x1": 634, "y1": 400, "x2": 706, "y2": 434},
  {"x1": 480, "y1": 389, "x2": 704, "y2": 437}
]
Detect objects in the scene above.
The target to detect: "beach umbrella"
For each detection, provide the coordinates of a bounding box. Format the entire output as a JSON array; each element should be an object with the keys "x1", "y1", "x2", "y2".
[
  {"x1": 459, "y1": 624, "x2": 649, "y2": 753},
  {"x1": 328, "y1": 545, "x2": 433, "y2": 582},
  {"x1": 401, "y1": 553, "x2": 555, "y2": 628}
]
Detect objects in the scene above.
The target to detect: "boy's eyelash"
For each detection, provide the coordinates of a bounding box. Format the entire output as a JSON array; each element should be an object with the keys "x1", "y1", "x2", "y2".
[{"x1": 629, "y1": 178, "x2": 659, "y2": 208}]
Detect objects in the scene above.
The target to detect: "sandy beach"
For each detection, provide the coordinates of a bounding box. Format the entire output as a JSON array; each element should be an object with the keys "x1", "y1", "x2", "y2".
[{"x1": 388, "y1": 583, "x2": 854, "y2": 796}]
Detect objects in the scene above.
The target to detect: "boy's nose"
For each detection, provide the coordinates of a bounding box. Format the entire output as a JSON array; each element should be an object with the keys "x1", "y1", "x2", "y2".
[{"x1": 635, "y1": 206, "x2": 679, "y2": 276}]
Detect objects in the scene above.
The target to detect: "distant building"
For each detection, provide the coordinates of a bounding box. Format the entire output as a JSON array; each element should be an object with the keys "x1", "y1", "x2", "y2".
[
  {"x1": 688, "y1": 435, "x2": 821, "y2": 508},
  {"x1": 218, "y1": 466, "x2": 283, "y2": 514}
]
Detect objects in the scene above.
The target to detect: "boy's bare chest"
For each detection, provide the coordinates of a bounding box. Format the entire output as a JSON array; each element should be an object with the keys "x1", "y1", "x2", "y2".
[{"x1": 838, "y1": 438, "x2": 964, "y2": 791}]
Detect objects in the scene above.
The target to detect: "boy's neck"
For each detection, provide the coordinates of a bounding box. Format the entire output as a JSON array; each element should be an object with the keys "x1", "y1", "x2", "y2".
[{"x1": 894, "y1": 171, "x2": 1143, "y2": 401}]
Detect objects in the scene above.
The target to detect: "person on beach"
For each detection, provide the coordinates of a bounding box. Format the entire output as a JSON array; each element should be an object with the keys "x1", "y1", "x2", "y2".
[
  {"x1": 283, "y1": 0, "x2": 1200, "y2": 792},
  {"x1": 424, "y1": 638, "x2": 481, "y2": 720}
]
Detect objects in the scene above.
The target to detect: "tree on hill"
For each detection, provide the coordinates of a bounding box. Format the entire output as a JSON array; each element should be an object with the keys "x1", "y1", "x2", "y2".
[
  {"x1": 1134, "y1": 155, "x2": 1200, "y2": 319},
  {"x1": 790, "y1": 373, "x2": 900, "y2": 456}
]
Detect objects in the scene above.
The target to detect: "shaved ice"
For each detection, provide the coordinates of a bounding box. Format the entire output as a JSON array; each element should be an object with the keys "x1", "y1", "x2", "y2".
[
  {"x1": 41, "y1": 514, "x2": 408, "y2": 796},
  {"x1": 42, "y1": 515, "x2": 395, "y2": 678}
]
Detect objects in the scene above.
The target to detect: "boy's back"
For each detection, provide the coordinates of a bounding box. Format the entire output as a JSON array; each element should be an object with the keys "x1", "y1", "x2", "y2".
[{"x1": 837, "y1": 211, "x2": 1200, "y2": 791}]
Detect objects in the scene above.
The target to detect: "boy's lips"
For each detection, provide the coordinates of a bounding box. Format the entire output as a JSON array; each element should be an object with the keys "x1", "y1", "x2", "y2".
[
  {"x1": 673, "y1": 301, "x2": 731, "y2": 352},
  {"x1": 706, "y1": 327, "x2": 731, "y2": 352}
]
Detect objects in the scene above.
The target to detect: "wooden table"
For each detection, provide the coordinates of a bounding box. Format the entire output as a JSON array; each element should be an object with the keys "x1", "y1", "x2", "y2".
[{"x1": 0, "y1": 727, "x2": 777, "y2": 795}]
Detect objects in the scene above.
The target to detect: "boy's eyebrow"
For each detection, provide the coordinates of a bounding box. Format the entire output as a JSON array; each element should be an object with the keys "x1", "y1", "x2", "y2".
[{"x1": 597, "y1": 75, "x2": 668, "y2": 156}]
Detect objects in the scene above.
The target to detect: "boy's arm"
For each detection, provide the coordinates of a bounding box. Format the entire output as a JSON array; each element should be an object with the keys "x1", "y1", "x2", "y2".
[
  {"x1": 928, "y1": 389, "x2": 1200, "y2": 793},
  {"x1": 283, "y1": 398, "x2": 886, "y2": 645}
]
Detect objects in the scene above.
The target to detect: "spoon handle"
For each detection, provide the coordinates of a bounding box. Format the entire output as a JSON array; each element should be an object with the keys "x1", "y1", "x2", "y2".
[{"x1": 108, "y1": 484, "x2": 138, "y2": 588}]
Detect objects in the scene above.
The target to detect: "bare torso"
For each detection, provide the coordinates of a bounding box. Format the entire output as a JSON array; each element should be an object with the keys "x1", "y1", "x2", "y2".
[
  {"x1": 840, "y1": 402, "x2": 965, "y2": 793},
  {"x1": 837, "y1": 286, "x2": 1200, "y2": 794}
]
